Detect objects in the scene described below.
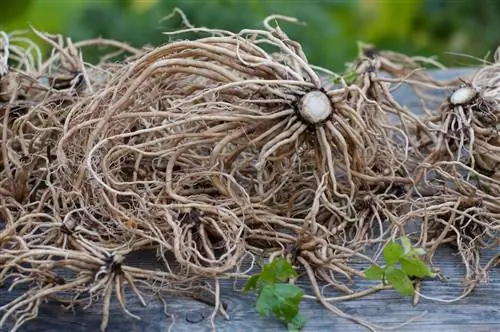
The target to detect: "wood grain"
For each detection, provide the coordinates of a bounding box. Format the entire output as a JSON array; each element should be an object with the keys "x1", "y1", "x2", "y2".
[
  {"x1": 2, "y1": 246, "x2": 498, "y2": 332},
  {"x1": 2, "y1": 68, "x2": 499, "y2": 332}
]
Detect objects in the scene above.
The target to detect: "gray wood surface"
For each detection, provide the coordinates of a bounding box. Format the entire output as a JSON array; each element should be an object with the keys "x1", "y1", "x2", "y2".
[{"x1": 2, "y1": 68, "x2": 500, "y2": 332}]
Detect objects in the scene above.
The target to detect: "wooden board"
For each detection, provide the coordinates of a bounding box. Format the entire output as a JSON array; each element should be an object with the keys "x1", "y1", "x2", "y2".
[{"x1": 2, "y1": 68, "x2": 500, "y2": 332}]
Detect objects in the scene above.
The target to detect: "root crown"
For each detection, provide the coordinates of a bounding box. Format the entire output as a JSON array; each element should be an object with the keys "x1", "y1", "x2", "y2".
[{"x1": 298, "y1": 90, "x2": 332, "y2": 124}]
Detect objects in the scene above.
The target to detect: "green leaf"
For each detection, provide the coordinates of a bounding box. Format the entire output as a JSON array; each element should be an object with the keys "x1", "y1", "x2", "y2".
[
  {"x1": 400, "y1": 236, "x2": 412, "y2": 254},
  {"x1": 243, "y1": 274, "x2": 260, "y2": 293},
  {"x1": 383, "y1": 240, "x2": 404, "y2": 266},
  {"x1": 330, "y1": 74, "x2": 342, "y2": 84},
  {"x1": 330, "y1": 68, "x2": 357, "y2": 85},
  {"x1": 256, "y1": 284, "x2": 303, "y2": 323},
  {"x1": 364, "y1": 264, "x2": 385, "y2": 280},
  {"x1": 260, "y1": 258, "x2": 297, "y2": 284},
  {"x1": 385, "y1": 267, "x2": 415, "y2": 296},
  {"x1": 408, "y1": 248, "x2": 426, "y2": 257},
  {"x1": 255, "y1": 284, "x2": 274, "y2": 317},
  {"x1": 244, "y1": 258, "x2": 297, "y2": 294},
  {"x1": 248, "y1": 258, "x2": 304, "y2": 329},
  {"x1": 400, "y1": 257, "x2": 434, "y2": 278},
  {"x1": 343, "y1": 69, "x2": 358, "y2": 85},
  {"x1": 271, "y1": 284, "x2": 304, "y2": 321},
  {"x1": 287, "y1": 314, "x2": 305, "y2": 331}
]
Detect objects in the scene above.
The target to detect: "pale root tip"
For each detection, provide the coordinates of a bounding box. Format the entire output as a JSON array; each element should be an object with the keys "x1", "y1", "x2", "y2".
[
  {"x1": 450, "y1": 86, "x2": 477, "y2": 105},
  {"x1": 299, "y1": 91, "x2": 332, "y2": 124}
]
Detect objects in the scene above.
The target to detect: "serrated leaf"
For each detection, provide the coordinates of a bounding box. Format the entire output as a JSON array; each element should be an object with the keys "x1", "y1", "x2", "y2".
[
  {"x1": 364, "y1": 264, "x2": 385, "y2": 280},
  {"x1": 255, "y1": 283, "x2": 303, "y2": 323},
  {"x1": 400, "y1": 257, "x2": 434, "y2": 278},
  {"x1": 287, "y1": 313, "x2": 305, "y2": 331},
  {"x1": 243, "y1": 274, "x2": 260, "y2": 293},
  {"x1": 400, "y1": 236, "x2": 412, "y2": 254},
  {"x1": 385, "y1": 267, "x2": 415, "y2": 296},
  {"x1": 383, "y1": 240, "x2": 404, "y2": 266},
  {"x1": 260, "y1": 258, "x2": 297, "y2": 284}
]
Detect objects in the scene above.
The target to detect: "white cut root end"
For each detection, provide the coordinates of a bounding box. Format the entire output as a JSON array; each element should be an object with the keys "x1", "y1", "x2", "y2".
[
  {"x1": 299, "y1": 90, "x2": 332, "y2": 124},
  {"x1": 450, "y1": 86, "x2": 477, "y2": 105}
]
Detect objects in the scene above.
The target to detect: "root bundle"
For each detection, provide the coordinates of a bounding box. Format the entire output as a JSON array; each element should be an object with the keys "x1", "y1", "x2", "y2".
[{"x1": 0, "y1": 13, "x2": 498, "y2": 332}]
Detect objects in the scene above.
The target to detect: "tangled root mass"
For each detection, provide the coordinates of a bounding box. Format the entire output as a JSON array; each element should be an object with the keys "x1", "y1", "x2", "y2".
[{"x1": 0, "y1": 14, "x2": 498, "y2": 332}]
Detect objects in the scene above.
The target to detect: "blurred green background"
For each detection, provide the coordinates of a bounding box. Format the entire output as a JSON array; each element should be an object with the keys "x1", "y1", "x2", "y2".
[{"x1": 0, "y1": 0, "x2": 497, "y2": 71}]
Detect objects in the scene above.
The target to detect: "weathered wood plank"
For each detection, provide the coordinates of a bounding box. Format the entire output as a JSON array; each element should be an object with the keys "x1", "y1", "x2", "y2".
[
  {"x1": 2, "y1": 68, "x2": 499, "y2": 332},
  {"x1": 2, "y1": 246, "x2": 498, "y2": 332}
]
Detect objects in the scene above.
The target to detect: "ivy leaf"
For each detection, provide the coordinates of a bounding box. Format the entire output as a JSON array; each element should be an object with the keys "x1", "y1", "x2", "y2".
[
  {"x1": 383, "y1": 240, "x2": 404, "y2": 266},
  {"x1": 256, "y1": 284, "x2": 303, "y2": 322},
  {"x1": 400, "y1": 256, "x2": 434, "y2": 278},
  {"x1": 385, "y1": 267, "x2": 415, "y2": 296},
  {"x1": 260, "y1": 258, "x2": 297, "y2": 284},
  {"x1": 243, "y1": 274, "x2": 261, "y2": 293},
  {"x1": 287, "y1": 313, "x2": 305, "y2": 331},
  {"x1": 364, "y1": 264, "x2": 385, "y2": 280}
]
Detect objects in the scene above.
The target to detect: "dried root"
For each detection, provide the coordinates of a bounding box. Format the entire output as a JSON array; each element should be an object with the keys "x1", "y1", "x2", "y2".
[{"x1": 1, "y1": 13, "x2": 499, "y2": 332}]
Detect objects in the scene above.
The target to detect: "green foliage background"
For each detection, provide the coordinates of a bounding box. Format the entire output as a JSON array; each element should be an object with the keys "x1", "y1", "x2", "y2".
[{"x1": 1, "y1": 0, "x2": 496, "y2": 71}]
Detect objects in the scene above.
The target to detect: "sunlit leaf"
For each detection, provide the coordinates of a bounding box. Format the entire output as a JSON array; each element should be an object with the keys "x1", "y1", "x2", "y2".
[{"x1": 383, "y1": 240, "x2": 404, "y2": 266}]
